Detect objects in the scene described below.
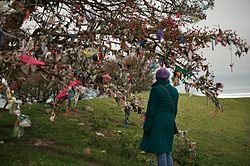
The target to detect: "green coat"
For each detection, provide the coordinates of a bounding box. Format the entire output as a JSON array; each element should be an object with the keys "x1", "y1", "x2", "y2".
[{"x1": 140, "y1": 79, "x2": 179, "y2": 154}]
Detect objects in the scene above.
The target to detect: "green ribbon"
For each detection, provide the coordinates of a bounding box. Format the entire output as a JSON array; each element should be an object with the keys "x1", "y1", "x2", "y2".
[
  {"x1": 175, "y1": 65, "x2": 188, "y2": 74},
  {"x1": 175, "y1": 65, "x2": 194, "y2": 83}
]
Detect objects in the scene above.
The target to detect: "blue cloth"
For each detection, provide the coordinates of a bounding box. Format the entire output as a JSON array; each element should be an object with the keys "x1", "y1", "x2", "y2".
[{"x1": 157, "y1": 152, "x2": 173, "y2": 166}]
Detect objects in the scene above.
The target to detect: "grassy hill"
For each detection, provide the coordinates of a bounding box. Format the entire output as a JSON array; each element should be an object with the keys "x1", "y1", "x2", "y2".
[{"x1": 0, "y1": 93, "x2": 249, "y2": 166}]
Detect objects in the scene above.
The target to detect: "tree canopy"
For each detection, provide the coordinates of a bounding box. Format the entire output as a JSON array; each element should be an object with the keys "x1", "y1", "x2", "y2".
[{"x1": 0, "y1": 0, "x2": 249, "y2": 109}]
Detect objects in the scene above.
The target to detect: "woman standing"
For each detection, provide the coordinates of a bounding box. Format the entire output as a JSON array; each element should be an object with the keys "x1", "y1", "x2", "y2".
[{"x1": 140, "y1": 68, "x2": 179, "y2": 166}]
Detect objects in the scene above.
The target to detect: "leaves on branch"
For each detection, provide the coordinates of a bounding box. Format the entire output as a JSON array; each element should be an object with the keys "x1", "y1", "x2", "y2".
[{"x1": 0, "y1": 0, "x2": 249, "y2": 108}]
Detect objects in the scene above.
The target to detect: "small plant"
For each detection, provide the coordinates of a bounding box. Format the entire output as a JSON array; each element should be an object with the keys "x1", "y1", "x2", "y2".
[{"x1": 173, "y1": 130, "x2": 200, "y2": 166}]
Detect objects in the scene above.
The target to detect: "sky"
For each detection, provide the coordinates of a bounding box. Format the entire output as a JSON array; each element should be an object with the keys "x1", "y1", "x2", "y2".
[{"x1": 177, "y1": 0, "x2": 250, "y2": 97}]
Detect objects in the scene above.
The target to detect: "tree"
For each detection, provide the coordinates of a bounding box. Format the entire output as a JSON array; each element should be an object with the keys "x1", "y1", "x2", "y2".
[{"x1": 0, "y1": 0, "x2": 249, "y2": 109}]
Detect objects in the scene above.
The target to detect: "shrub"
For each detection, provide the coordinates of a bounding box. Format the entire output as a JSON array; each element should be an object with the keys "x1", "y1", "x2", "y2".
[{"x1": 173, "y1": 130, "x2": 200, "y2": 166}]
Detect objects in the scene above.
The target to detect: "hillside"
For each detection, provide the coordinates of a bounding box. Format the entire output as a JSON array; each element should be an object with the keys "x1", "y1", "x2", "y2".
[{"x1": 0, "y1": 93, "x2": 249, "y2": 166}]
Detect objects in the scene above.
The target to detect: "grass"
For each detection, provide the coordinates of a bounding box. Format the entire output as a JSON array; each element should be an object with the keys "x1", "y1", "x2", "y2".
[{"x1": 0, "y1": 93, "x2": 249, "y2": 166}]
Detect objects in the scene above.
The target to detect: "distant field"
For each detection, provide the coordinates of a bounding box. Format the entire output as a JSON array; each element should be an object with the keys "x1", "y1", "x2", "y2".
[
  {"x1": 177, "y1": 94, "x2": 250, "y2": 166},
  {"x1": 0, "y1": 93, "x2": 249, "y2": 166}
]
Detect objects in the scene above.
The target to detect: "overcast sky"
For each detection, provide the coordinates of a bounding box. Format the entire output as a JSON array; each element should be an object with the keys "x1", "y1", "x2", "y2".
[{"x1": 177, "y1": 0, "x2": 250, "y2": 96}]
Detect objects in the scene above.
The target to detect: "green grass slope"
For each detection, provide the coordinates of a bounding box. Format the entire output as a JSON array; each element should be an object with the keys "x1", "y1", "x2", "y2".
[{"x1": 0, "y1": 93, "x2": 249, "y2": 166}]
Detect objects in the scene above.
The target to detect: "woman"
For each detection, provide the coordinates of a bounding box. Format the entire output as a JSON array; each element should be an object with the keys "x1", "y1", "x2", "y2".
[{"x1": 140, "y1": 68, "x2": 179, "y2": 166}]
